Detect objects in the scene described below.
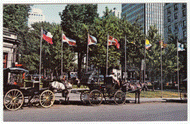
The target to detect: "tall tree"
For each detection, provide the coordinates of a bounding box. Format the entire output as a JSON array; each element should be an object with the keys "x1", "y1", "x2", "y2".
[
  {"x1": 60, "y1": 4, "x2": 98, "y2": 79},
  {"x1": 3, "y1": 4, "x2": 31, "y2": 32},
  {"x1": 3, "y1": 4, "x2": 31, "y2": 65},
  {"x1": 21, "y1": 22, "x2": 76, "y2": 78}
]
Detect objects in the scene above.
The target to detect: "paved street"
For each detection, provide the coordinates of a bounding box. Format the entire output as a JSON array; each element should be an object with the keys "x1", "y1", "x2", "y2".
[{"x1": 4, "y1": 102, "x2": 187, "y2": 121}]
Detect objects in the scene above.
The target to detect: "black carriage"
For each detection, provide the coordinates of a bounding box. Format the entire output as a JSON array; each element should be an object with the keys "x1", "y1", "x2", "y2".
[
  {"x1": 79, "y1": 70, "x2": 126, "y2": 105},
  {"x1": 3, "y1": 67, "x2": 55, "y2": 111}
]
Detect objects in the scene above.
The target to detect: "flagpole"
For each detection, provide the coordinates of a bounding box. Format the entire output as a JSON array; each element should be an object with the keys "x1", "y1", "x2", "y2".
[
  {"x1": 125, "y1": 35, "x2": 127, "y2": 82},
  {"x1": 144, "y1": 4, "x2": 146, "y2": 85},
  {"x1": 161, "y1": 40, "x2": 163, "y2": 98},
  {"x1": 61, "y1": 30, "x2": 63, "y2": 77},
  {"x1": 177, "y1": 40, "x2": 180, "y2": 96},
  {"x1": 86, "y1": 33, "x2": 89, "y2": 72},
  {"x1": 144, "y1": 40, "x2": 146, "y2": 85},
  {"x1": 106, "y1": 34, "x2": 109, "y2": 76},
  {"x1": 39, "y1": 27, "x2": 42, "y2": 89}
]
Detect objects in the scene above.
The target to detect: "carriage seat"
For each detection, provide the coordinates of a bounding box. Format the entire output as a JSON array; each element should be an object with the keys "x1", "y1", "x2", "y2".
[{"x1": 104, "y1": 76, "x2": 115, "y2": 89}]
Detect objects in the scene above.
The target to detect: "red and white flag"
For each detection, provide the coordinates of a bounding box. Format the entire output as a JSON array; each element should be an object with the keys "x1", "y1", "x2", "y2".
[
  {"x1": 43, "y1": 30, "x2": 53, "y2": 44},
  {"x1": 108, "y1": 36, "x2": 120, "y2": 49},
  {"x1": 62, "y1": 33, "x2": 76, "y2": 46},
  {"x1": 88, "y1": 34, "x2": 97, "y2": 45}
]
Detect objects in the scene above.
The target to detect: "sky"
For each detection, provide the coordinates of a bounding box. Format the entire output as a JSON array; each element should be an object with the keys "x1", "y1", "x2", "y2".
[{"x1": 31, "y1": 4, "x2": 121, "y2": 24}]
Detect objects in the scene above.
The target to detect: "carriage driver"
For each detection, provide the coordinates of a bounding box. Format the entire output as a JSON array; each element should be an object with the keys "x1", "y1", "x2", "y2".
[{"x1": 110, "y1": 72, "x2": 120, "y2": 87}]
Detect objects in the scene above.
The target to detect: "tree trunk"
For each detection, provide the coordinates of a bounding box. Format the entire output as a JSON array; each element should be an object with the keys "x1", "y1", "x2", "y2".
[{"x1": 44, "y1": 68, "x2": 46, "y2": 78}]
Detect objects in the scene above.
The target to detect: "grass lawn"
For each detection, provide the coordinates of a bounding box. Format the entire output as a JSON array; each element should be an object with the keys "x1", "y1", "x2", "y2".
[
  {"x1": 126, "y1": 90, "x2": 180, "y2": 98},
  {"x1": 73, "y1": 85, "x2": 180, "y2": 98}
]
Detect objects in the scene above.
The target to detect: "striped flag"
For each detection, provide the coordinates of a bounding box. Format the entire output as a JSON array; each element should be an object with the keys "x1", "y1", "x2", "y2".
[
  {"x1": 178, "y1": 42, "x2": 185, "y2": 51},
  {"x1": 88, "y1": 34, "x2": 97, "y2": 45},
  {"x1": 62, "y1": 33, "x2": 76, "y2": 46},
  {"x1": 145, "y1": 39, "x2": 152, "y2": 50},
  {"x1": 43, "y1": 30, "x2": 53, "y2": 44},
  {"x1": 159, "y1": 40, "x2": 167, "y2": 49}
]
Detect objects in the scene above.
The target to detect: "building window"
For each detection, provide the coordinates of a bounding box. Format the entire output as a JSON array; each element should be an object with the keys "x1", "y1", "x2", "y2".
[
  {"x1": 168, "y1": 16, "x2": 171, "y2": 22},
  {"x1": 174, "y1": 23, "x2": 178, "y2": 31},
  {"x1": 174, "y1": 13, "x2": 178, "y2": 19},
  {"x1": 182, "y1": 10, "x2": 186, "y2": 16},
  {"x1": 183, "y1": 20, "x2": 187, "y2": 27},
  {"x1": 174, "y1": 4, "x2": 178, "y2": 11},
  {"x1": 175, "y1": 33, "x2": 178, "y2": 37},
  {"x1": 168, "y1": 25, "x2": 171, "y2": 33},
  {"x1": 182, "y1": 3, "x2": 186, "y2": 9},
  {"x1": 167, "y1": 8, "x2": 171, "y2": 14},
  {"x1": 183, "y1": 30, "x2": 187, "y2": 38}
]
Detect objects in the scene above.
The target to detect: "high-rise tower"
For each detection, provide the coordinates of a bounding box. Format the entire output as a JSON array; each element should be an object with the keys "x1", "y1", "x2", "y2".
[{"x1": 122, "y1": 3, "x2": 164, "y2": 37}]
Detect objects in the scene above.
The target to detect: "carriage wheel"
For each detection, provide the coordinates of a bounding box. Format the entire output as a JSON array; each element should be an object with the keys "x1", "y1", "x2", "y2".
[
  {"x1": 39, "y1": 90, "x2": 55, "y2": 108},
  {"x1": 89, "y1": 89, "x2": 103, "y2": 106},
  {"x1": 4, "y1": 89, "x2": 24, "y2": 111},
  {"x1": 80, "y1": 92, "x2": 89, "y2": 104},
  {"x1": 114, "y1": 90, "x2": 126, "y2": 105}
]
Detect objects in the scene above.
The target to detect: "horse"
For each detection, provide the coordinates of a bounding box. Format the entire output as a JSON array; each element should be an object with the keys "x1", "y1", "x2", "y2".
[
  {"x1": 124, "y1": 81, "x2": 148, "y2": 92},
  {"x1": 50, "y1": 77, "x2": 81, "y2": 103}
]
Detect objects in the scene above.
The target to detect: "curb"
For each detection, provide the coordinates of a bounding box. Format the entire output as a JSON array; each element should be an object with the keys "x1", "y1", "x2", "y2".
[{"x1": 54, "y1": 92, "x2": 187, "y2": 104}]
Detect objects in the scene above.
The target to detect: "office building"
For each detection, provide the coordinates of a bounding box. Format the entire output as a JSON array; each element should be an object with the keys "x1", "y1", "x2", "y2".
[
  {"x1": 164, "y1": 3, "x2": 187, "y2": 43},
  {"x1": 28, "y1": 8, "x2": 45, "y2": 28},
  {"x1": 122, "y1": 3, "x2": 164, "y2": 37}
]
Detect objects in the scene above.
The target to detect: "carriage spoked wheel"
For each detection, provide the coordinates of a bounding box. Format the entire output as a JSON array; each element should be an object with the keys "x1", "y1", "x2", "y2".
[
  {"x1": 39, "y1": 90, "x2": 55, "y2": 108},
  {"x1": 114, "y1": 90, "x2": 126, "y2": 105},
  {"x1": 88, "y1": 89, "x2": 103, "y2": 106},
  {"x1": 4, "y1": 89, "x2": 24, "y2": 111},
  {"x1": 80, "y1": 92, "x2": 89, "y2": 104}
]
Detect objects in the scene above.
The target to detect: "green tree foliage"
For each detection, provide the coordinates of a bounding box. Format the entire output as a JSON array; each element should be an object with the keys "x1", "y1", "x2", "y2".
[
  {"x1": 22, "y1": 22, "x2": 76, "y2": 77},
  {"x1": 146, "y1": 25, "x2": 162, "y2": 83},
  {"x1": 164, "y1": 35, "x2": 186, "y2": 83},
  {"x1": 146, "y1": 25, "x2": 183, "y2": 85},
  {"x1": 60, "y1": 4, "x2": 98, "y2": 78},
  {"x1": 3, "y1": 4, "x2": 31, "y2": 66},
  {"x1": 3, "y1": 4, "x2": 30, "y2": 32},
  {"x1": 89, "y1": 12, "x2": 122, "y2": 75},
  {"x1": 120, "y1": 16, "x2": 145, "y2": 75}
]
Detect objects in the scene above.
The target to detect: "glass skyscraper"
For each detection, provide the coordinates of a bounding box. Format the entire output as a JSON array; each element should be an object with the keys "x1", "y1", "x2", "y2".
[
  {"x1": 122, "y1": 3, "x2": 164, "y2": 37},
  {"x1": 164, "y1": 3, "x2": 187, "y2": 43}
]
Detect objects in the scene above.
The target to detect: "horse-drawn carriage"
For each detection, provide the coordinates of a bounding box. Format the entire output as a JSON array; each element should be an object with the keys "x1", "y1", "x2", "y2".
[
  {"x1": 3, "y1": 67, "x2": 55, "y2": 111},
  {"x1": 78, "y1": 70, "x2": 127, "y2": 105}
]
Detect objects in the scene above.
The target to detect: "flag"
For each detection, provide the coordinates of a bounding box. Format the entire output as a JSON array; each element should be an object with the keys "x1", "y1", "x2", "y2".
[
  {"x1": 145, "y1": 39, "x2": 152, "y2": 50},
  {"x1": 130, "y1": 41, "x2": 135, "y2": 44},
  {"x1": 62, "y1": 33, "x2": 76, "y2": 46},
  {"x1": 178, "y1": 42, "x2": 185, "y2": 51},
  {"x1": 43, "y1": 30, "x2": 53, "y2": 44},
  {"x1": 88, "y1": 34, "x2": 97, "y2": 45},
  {"x1": 108, "y1": 36, "x2": 120, "y2": 49},
  {"x1": 159, "y1": 40, "x2": 167, "y2": 49}
]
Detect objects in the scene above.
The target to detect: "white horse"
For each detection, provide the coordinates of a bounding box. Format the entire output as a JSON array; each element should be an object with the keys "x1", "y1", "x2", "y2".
[{"x1": 50, "y1": 77, "x2": 80, "y2": 103}]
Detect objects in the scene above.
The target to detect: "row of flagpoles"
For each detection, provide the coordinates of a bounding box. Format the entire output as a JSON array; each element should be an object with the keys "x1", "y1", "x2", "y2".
[
  {"x1": 39, "y1": 27, "x2": 120, "y2": 80},
  {"x1": 40, "y1": 27, "x2": 185, "y2": 96}
]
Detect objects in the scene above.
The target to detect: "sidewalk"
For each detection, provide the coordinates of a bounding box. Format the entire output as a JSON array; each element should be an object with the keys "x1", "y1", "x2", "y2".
[{"x1": 54, "y1": 89, "x2": 187, "y2": 104}]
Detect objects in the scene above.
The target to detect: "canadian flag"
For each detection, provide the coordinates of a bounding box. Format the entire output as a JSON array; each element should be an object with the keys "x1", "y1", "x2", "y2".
[{"x1": 108, "y1": 36, "x2": 120, "y2": 49}]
